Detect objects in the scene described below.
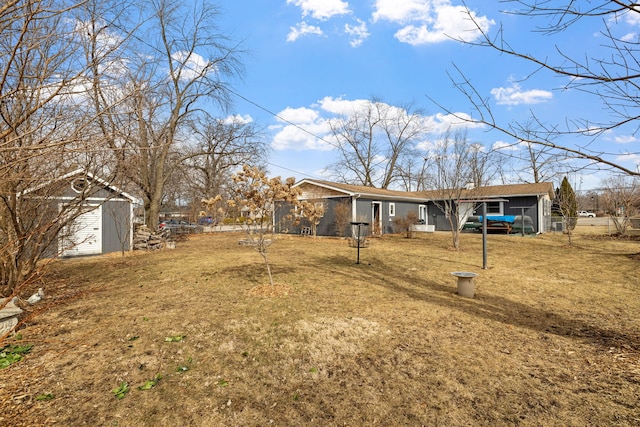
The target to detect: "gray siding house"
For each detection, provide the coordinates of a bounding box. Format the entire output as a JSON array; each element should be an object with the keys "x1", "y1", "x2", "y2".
[
  {"x1": 278, "y1": 179, "x2": 429, "y2": 237},
  {"x1": 279, "y1": 179, "x2": 555, "y2": 237}
]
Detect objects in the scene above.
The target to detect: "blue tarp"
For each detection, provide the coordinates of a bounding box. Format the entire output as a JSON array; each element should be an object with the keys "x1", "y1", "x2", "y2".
[{"x1": 477, "y1": 215, "x2": 517, "y2": 223}]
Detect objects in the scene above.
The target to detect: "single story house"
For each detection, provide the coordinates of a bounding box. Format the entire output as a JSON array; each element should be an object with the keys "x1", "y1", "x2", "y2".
[
  {"x1": 24, "y1": 170, "x2": 138, "y2": 257},
  {"x1": 276, "y1": 179, "x2": 555, "y2": 237}
]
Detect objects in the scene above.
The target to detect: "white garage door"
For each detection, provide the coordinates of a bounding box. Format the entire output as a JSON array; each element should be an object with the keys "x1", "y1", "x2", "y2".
[{"x1": 61, "y1": 205, "x2": 103, "y2": 256}]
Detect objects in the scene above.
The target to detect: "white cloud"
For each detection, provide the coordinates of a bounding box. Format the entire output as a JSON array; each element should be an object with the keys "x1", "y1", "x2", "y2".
[
  {"x1": 345, "y1": 19, "x2": 370, "y2": 47},
  {"x1": 372, "y1": 0, "x2": 431, "y2": 23},
  {"x1": 272, "y1": 123, "x2": 334, "y2": 151},
  {"x1": 271, "y1": 97, "x2": 485, "y2": 152},
  {"x1": 423, "y1": 112, "x2": 485, "y2": 134},
  {"x1": 492, "y1": 140, "x2": 520, "y2": 151},
  {"x1": 620, "y1": 8, "x2": 640, "y2": 27},
  {"x1": 272, "y1": 106, "x2": 334, "y2": 151},
  {"x1": 224, "y1": 114, "x2": 253, "y2": 125},
  {"x1": 491, "y1": 83, "x2": 553, "y2": 105},
  {"x1": 372, "y1": 0, "x2": 494, "y2": 45},
  {"x1": 287, "y1": 22, "x2": 324, "y2": 42},
  {"x1": 277, "y1": 107, "x2": 320, "y2": 124},
  {"x1": 615, "y1": 153, "x2": 640, "y2": 166},
  {"x1": 286, "y1": 0, "x2": 350, "y2": 20},
  {"x1": 316, "y1": 96, "x2": 371, "y2": 115},
  {"x1": 614, "y1": 134, "x2": 638, "y2": 144},
  {"x1": 621, "y1": 32, "x2": 638, "y2": 42}
]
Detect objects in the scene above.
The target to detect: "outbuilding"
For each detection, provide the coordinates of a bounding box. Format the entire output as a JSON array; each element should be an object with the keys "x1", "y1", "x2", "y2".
[{"x1": 25, "y1": 170, "x2": 138, "y2": 257}]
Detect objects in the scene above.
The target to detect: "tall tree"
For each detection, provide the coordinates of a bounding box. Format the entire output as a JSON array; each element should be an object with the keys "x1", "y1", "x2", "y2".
[
  {"x1": 87, "y1": 0, "x2": 242, "y2": 229},
  {"x1": 183, "y1": 114, "x2": 268, "y2": 201},
  {"x1": 426, "y1": 129, "x2": 477, "y2": 250},
  {"x1": 328, "y1": 99, "x2": 426, "y2": 189},
  {"x1": 441, "y1": 2, "x2": 640, "y2": 177}
]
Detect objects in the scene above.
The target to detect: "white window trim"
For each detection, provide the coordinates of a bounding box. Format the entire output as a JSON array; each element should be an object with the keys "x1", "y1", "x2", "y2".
[
  {"x1": 486, "y1": 201, "x2": 504, "y2": 215},
  {"x1": 389, "y1": 202, "x2": 395, "y2": 217}
]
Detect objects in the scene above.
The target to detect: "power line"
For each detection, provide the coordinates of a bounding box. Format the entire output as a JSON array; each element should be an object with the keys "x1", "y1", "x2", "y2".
[{"x1": 228, "y1": 88, "x2": 338, "y2": 149}]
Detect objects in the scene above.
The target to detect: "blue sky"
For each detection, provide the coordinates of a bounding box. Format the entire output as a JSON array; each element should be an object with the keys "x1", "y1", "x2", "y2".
[{"x1": 214, "y1": 0, "x2": 640, "y2": 191}]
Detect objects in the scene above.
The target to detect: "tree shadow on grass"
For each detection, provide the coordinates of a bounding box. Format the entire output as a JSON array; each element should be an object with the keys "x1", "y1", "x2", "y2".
[{"x1": 314, "y1": 255, "x2": 640, "y2": 352}]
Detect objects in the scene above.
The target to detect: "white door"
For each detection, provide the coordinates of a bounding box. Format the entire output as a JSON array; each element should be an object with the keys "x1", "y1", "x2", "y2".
[
  {"x1": 61, "y1": 205, "x2": 102, "y2": 256},
  {"x1": 419, "y1": 205, "x2": 427, "y2": 224}
]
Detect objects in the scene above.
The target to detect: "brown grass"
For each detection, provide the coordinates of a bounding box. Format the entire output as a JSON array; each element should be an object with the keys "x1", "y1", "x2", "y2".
[{"x1": 1, "y1": 229, "x2": 640, "y2": 426}]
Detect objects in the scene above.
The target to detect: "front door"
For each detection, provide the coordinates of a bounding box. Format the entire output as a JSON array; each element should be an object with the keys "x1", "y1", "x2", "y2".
[{"x1": 371, "y1": 202, "x2": 382, "y2": 235}]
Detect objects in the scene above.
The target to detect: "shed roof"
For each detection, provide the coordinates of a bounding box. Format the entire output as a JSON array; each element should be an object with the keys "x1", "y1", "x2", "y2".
[{"x1": 22, "y1": 169, "x2": 139, "y2": 202}]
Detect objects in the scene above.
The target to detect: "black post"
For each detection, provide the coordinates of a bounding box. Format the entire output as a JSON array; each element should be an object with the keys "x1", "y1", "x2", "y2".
[
  {"x1": 482, "y1": 202, "x2": 488, "y2": 269},
  {"x1": 356, "y1": 223, "x2": 362, "y2": 264},
  {"x1": 350, "y1": 221, "x2": 369, "y2": 265}
]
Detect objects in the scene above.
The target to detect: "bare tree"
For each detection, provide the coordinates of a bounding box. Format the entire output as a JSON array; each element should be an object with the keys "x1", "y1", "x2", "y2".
[
  {"x1": 601, "y1": 175, "x2": 640, "y2": 234},
  {"x1": 439, "y1": 2, "x2": 640, "y2": 177},
  {"x1": 328, "y1": 99, "x2": 426, "y2": 189},
  {"x1": 182, "y1": 114, "x2": 268, "y2": 201},
  {"x1": 467, "y1": 142, "x2": 499, "y2": 188},
  {"x1": 425, "y1": 129, "x2": 477, "y2": 250},
  {"x1": 86, "y1": 0, "x2": 243, "y2": 230},
  {"x1": 0, "y1": 0, "x2": 113, "y2": 296},
  {"x1": 395, "y1": 155, "x2": 430, "y2": 191},
  {"x1": 332, "y1": 199, "x2": 352, "y2": 237}
]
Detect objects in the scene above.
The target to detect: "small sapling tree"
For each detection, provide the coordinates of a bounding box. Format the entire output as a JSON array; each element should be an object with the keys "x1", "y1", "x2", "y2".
[
  {"x1": 299, "y1": 200, "x2": 325, "y2": 237},
  {"x1": 333, "y1": 199, "x2": 352, "y2": 237},
  {"x1": 557, "y1": 176, "x2": 578, "y2": 245},
  {"x1": 203, "y1": 165, "x2": 300, "y2": 286}
]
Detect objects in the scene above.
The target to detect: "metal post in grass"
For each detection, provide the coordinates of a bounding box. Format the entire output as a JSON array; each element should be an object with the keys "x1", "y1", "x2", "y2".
[
  {"x1": 459, "y1": 198, "x2": 508, "y2": 270},
  {"x1": 511, "y1": 206, "x2": 530, "y2": 237},
  {"x1": 350, "y1": 221, "x2": 369, "y2": 264},
  {"x1": 482, "y1": 202, "x2": 488, "y2": 269}
]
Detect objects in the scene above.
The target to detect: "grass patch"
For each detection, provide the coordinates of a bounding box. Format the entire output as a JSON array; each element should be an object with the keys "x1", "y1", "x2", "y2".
[{"x1": 1, "y1": 230, "x2": 639, "y2": 426}]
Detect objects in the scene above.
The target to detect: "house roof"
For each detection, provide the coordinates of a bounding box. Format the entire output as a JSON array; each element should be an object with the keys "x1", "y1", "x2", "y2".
[
  {"x1": 295, "y1": 179, "x2": 428, "y2": 201},
  {"x1": 417, "y1": 182, "x2": 556, "y2": 201},
  {"x1": 296, "y1": 179, "x2": 555, "y2": 202}
]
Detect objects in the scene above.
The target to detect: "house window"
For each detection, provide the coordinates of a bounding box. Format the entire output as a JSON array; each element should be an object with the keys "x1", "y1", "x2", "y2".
[
  {"x1": 486, "y1": 201, "x2": 503, "y2": 215},
  {"x1": 389, "y1": 203, "x2": 395, "y2": 217}
]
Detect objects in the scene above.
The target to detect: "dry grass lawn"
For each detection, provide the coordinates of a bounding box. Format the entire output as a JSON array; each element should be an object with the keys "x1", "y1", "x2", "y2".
[{"x1": 1, "y1": 227, "x2": 640, "y2": 426}]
